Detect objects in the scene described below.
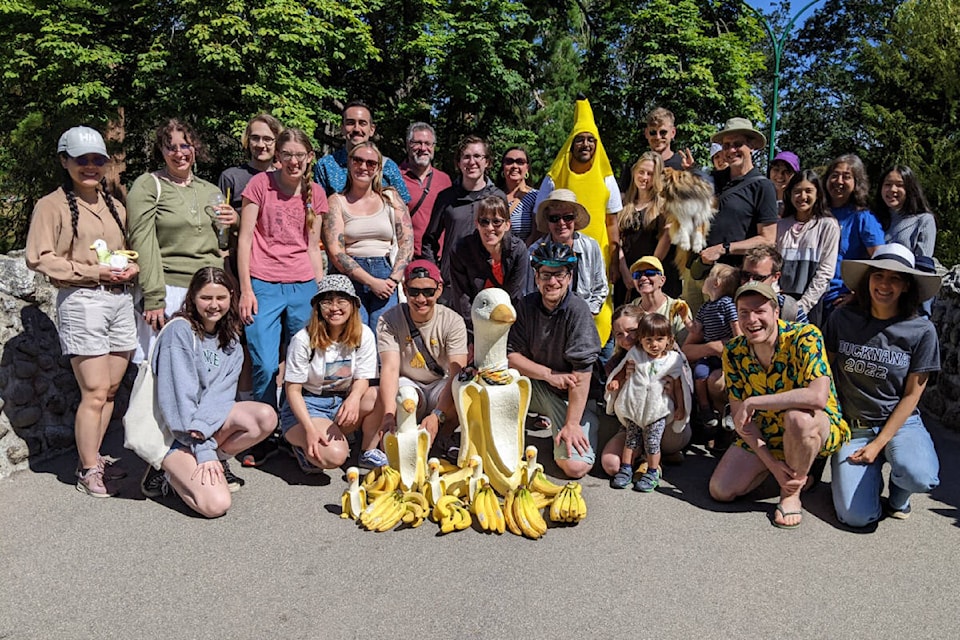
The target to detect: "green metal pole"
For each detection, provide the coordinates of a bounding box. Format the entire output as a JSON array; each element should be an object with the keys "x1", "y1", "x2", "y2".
[{"x1": 742, "y1": 0, "x2": 821, "y2": 164}]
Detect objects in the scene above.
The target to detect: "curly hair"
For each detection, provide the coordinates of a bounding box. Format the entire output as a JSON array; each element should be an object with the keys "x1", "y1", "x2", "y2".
[{"x1": 152, "y1": 118, "x2": 210, "y2": 165}]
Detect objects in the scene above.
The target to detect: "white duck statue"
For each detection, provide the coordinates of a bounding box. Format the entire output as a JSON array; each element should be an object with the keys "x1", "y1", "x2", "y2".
[
  {"x1": 452, "y1": 288, "x2": 531, "y2": 495},
  {"x1": 384, "y1": 385, "x2": 429, "y2": 491}
]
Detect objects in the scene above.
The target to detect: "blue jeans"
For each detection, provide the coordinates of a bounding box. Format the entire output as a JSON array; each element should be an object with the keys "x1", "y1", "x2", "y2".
[
  {"x1": 349, "y1": 256, "x2": 397, "y2": 331},
  {"x1": 831, "y1": 414, "x2": 940, "y2": 527},
  {"x1": 246, "y1": 278, "x2": 315, "y2": 409}
]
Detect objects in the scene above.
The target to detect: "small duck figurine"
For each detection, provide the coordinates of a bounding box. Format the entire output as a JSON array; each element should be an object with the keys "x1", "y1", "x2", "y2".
[{"x1": 90, "y1": 239, "x2": 138, "y2": 270}]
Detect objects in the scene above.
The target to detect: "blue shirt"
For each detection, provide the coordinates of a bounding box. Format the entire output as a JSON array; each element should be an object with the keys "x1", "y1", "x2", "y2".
[
  {"x1": 313, "y1": 148, "x2": 411, "y2": 203},
  {"x1": 827, "y1": 205, "x2": 884, "y2": 302}
]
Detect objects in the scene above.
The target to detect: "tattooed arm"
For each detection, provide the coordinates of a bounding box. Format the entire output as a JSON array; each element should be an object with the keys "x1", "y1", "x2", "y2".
[
  {"x1": 322, "y1": 193, "x2": 396, "y2": 298},
  {"x1": 386, "y1": 189, "x2": 414, "y2": 281}
]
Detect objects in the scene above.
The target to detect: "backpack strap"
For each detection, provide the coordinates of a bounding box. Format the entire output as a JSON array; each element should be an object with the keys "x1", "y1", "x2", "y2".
[{"x1": 401, "y1": 304, "x2": 445, "y2": 378}]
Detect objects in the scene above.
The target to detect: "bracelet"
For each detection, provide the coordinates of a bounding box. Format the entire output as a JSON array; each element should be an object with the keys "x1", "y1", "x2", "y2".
[{"x1": 388, "y1": 275, "x2": 401, "y2": 284}]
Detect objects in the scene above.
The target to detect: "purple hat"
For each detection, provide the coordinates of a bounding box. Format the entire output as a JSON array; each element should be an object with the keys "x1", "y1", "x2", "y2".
[{"x1": 772, "y1": 151, "x2": 800, "y2": 173}]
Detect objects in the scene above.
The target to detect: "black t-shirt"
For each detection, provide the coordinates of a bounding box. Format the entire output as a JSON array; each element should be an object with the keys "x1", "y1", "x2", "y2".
[{"x1": 705, "y1": 168, "x2": 778, "y2": 251}]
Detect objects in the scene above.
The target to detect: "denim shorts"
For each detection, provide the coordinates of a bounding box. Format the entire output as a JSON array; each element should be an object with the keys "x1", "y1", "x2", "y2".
[{"x1": 280, "y1": 392, "x2": 345, "y2": 433}]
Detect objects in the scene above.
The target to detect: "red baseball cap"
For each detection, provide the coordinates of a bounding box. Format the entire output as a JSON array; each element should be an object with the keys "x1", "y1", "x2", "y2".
[{"x1": 404, "y1": 259, "x2": 442, "y2": 284}]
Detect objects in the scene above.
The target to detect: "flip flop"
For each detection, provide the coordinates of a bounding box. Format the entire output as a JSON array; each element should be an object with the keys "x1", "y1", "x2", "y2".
[{"x1": 772, "y1": 503, "x2": 803, "y2": 529}]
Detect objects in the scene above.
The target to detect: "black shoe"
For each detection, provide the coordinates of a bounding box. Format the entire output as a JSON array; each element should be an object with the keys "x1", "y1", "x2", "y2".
[
  {"x1": 241, "y1": 436, "x2": 279, "y2": 467},
  {"x1": 140, "y1": 466, "x2": 166, "y2": 498},
  {"x1": 222, "y1": 460, "x2": 245, "y2": 493}
]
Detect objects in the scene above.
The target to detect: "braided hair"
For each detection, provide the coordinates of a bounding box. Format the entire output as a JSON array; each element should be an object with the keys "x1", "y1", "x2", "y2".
[
  {"x1": 275, "y1": 128, "x2": 316, "y2": 233},
  {"x1": 60, "y1": 159, "x2": 125, "y2": 240}
]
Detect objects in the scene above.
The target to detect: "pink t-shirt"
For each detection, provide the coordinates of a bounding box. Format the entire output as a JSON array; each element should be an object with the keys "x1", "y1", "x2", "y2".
[{"x1": 242, "y1": 172, "x2": 328, "y2": 283}]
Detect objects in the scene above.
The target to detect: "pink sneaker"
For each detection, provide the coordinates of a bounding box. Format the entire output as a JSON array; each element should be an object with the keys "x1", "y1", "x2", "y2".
[
  {"x1": 76, "y1": 467, "x2": 116, "y2": 498},
  {"x1": 98, "y1": 454, "x2": 127, "y2": 481}
]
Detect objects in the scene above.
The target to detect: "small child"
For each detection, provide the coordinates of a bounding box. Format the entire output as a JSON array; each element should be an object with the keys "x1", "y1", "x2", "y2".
[
  {"x1": 605, "y1": 313, "x2": 691, "y2": 492},
  {"x1": 689, "y1": 263, "x2": 741, "y2": 428}
]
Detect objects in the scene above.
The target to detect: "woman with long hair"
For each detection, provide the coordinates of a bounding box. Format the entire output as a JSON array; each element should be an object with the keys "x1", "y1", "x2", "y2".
[
  {"x1": 821, "y1": 154, "x2": 884, "y2": 320},
  {"x1": 499, "y1": 146, "x2": 538, "y2": 244},
  {"x1": 776, "y1": 169, "x2": 840, "y2": 324},
  {"x1": 825, "y1": 244, "x2": 941, "y2": 527},
  {"x1": 280, "y1": 274, "x2": 384, "y2": 471},
  {"x1": 322, "y1": 141, "x2": 413, "y2": 330},
  {"x1": 616, "y1": 152, "x2": 680, "y2": 303},
  {"x1": 127, "y1": 119, "x2": 238, "y2": 355},
  {"x1": 148, "y1": 267, "x2": 276, "y2": 517},
  {"x1": 26, "y1": 126, "x2": 138, "y2": 497},
  {"x1": 237, "y1": 127, "x2": 327, "y2": 412},
  {"x1": 875, "y1": 165, "x2": 937, "y2": 258}
]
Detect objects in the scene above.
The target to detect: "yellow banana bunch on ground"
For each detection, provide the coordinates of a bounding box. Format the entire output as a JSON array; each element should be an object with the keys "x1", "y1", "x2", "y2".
[
  {"x1": 340, "y1": 467, "x2": 367, "y2": 520},
  {"x1": 399, "y1": 491, "x2": 428, "y2": 528},
  {"x1": 358, "y1": 490, "x2": 407, "y2": 532},
  {"x1": 528, "y1": 467, "x2": 565, "y2": 497},
  {"x1": 549, "y1": 482, "x2": 587, "y2": 524},
  {"x1": 363, "y1": 465, "x2": 401, "y2": 499},
  {"x1": 505, "y1": 487, "x2": 548, "y2": 539},
  {"x1": 432, "y1": 495, "x2": 472, "y2": 534},
  {"x1": 470, "y1": 480, "x2": 505, "y2": 534}
]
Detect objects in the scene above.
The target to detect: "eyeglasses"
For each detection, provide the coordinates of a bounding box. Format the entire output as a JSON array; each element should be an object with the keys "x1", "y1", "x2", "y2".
[
  {"x1": 502, "y1": 157, "x2": 527, "y2": 166},
  {"x1": 740, "y1": 271, "x2": 774, "y2": 283},
  {"x1": 280, "y1": 151, "x2": 310, "y2": 162},
  {"x1": 72, "y1": 155, "x2": 108, "y2": 167},
  {"x1": 407, "y1": 286, "x2": 438, "y2": 299},
  {"x1": 350, "y1": 156, "x2": 379, "y2": 170},
  {"x1": 318, "y1": 296, "x2": 352, "y2": 309},
  {"x1": 164, "y1": 144, "x2": 193, "y2": 155},
  {"x1": 547, "y1": 214, "x2": 577, "y2": 224},
  {"x1": 460, "y1": 153, "x2": 487, "y2": 162},
  {"x1": 248, "y1": 135, "x2": 275, "y2": 145},
  {"x1": 536, "y1": 270, "x2": 570, "y2": 282},
  {"x1": 478, "y1": 218, "x2": 506, "y2": 229},
  {"x1": 721, "y1": 140, "x2": 749, "y2": 150},
  {"x1": 632, "y1": 269, "x2": 662, "y2": 279},
  {"x1": 647, "y1": 129, "x2": 670, "y2": 138}
]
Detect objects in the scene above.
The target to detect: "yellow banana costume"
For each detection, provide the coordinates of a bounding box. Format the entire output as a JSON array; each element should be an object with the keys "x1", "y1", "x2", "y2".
[{"x1": 545, "y1": 97, "x2": 615, "y2": 343}]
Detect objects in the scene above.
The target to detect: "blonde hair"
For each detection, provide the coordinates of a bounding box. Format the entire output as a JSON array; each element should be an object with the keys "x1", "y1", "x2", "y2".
[
  {"x1": 307, "y1": 296, "x2": 363, "y2": 351},
  {"x1": 707, "y1": 263, "x2": 739, "y2": 299},
  {"x1": 619, "y1": 151, "x2": 664, "y2": 231}
]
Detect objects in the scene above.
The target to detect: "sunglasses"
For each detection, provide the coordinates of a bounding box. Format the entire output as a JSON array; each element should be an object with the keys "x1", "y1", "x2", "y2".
[
  {"x1": 648, "y1": 129, "x2": 670, "y2": 138},
  {"x1": 407, "y1": 286, "x2": 438, "y2": 299},
  {"x1": 350, "y1": 156, "x2": 379, "y2": 170},
  {"x1": 72, "y1": 155, "x2": 108, "y2": 167},
  {"x1": 478, "y1": 217, "x2": 506, "y2": 229},
  {"x1": 740, "y1": 272, "x2": 774, "y2": 282},
  {"x1": 632, "y1": 269, "x2": 662, "y2": 279},
  {"x1": 502, "y1": 157, "x2": 527, "y2": 166},
  {"x1": 547, "y1": 213, "x2": 577, "y2": 224}
]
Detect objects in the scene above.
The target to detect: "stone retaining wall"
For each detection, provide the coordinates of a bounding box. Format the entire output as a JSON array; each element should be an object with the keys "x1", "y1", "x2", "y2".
[{"x1": 0, "y1": 250, "x2": 957, "y2": 480}]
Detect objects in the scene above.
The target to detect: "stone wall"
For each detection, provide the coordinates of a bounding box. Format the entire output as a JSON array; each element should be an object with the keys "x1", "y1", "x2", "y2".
[
  {"x1": 0, "y1": 250, "x2": 134, "y2": 479},
  {"x1": 0, "y1": 250, "x2": 957, "y2": 480}
]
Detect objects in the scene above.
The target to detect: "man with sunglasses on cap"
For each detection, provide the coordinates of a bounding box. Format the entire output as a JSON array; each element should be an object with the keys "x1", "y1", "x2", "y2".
[
  {"x1": 508, "y1": 241, "x2": 602, "y2": 479},
  {"x1": 709, "y1": 280, "x2": 848, "y2": 528},
  {"x1": 376, "y1": 259, "x2": 467, "y2": 455}
]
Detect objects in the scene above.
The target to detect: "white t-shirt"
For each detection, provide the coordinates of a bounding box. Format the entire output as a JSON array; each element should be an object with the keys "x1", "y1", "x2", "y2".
[
  {"x1": 284, "y1": 325, "x2": 377, "y2": 395},
  {"x1": 533, "y1": 175, "x2": 624, "y2": 214}
]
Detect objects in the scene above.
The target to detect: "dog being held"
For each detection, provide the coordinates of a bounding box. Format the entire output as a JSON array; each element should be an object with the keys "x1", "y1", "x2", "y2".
[{"x1": 660, "y1": 168, "x2": 715, "y2": 270}]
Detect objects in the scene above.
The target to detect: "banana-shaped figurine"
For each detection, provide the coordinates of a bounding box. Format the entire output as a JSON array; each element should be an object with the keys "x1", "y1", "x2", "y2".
[
  {"x1": 453, "y1": 288, "x2": 531, "y2": 496},
  {"x1": 384, "y1": 386, "x2": 429, "y2": 491},
  {"x1": 340, "y1": 466, "x2": 367, "y2": 520}
]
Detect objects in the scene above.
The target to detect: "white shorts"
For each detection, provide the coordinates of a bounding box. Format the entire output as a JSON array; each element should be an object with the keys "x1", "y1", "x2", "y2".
[
  {"x1": 132, "y1": 284, "x2": 188, "y2": 363},
  {"x1": 56, "y1": 286, "x2": 138, "y2": 357}
]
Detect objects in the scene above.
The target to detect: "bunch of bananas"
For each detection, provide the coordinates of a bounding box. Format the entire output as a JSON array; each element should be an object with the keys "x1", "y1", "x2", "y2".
[
  {"x1": 549, "y1": 482, "x2": 586, "y2": 524},
  {"x1": 362, "y1": 465, "x2": 401, "y2": 498},
  {"x1": 431, "y1": 495, "x2": 473, "y2": 534},
  {"x1": 470, "y1": 481, "x2": 505, "y2": 534},
  {"x1": 528, "y1": 468, "x2": 564, "y2": 497},
  {"x1": 358, "y1": 489, "x2": 429, "y2": 531},
  {"x1": 504, "y1": 487, "x2": 548, "y2": 539}
]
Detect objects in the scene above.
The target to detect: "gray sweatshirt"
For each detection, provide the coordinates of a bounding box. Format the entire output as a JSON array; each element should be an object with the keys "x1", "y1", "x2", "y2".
[{"x1": 153, "y1": 318, "x2": 243, "y2": 464}]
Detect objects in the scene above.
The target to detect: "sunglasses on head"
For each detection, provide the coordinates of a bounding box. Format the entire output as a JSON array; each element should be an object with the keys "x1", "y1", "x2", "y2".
[
  {"x1": 478, "y1": 217, "x2": 506, "y2": 228},
  {"x1": 547, "y1": 213, "x2": 577, "y2": 224},
  {"x1": 633, "y1": 269, "x2": 662, "y2": 279},
  {"x1": 407, "y1": 286, "x2": 438, "y2": 299},
  {"x1": 72, "y1": 155, "x2": 108, "y2": 167}
]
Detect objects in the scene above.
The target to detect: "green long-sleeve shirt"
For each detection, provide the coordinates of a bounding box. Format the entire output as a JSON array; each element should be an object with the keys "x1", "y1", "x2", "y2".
[{"x1": 126, "y1": 172, "x2": 224, "y2": 311}]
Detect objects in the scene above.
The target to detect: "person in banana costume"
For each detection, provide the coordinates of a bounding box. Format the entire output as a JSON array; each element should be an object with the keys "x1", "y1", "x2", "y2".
[{"x1": 532, "y1": 96, "x2": 621, "y2": 349}]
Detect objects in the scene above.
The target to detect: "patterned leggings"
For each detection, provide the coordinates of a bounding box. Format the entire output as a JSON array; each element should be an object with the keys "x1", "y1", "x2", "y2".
[{"x1": 623, "y1": 417, "x2": 667, "y2": 455}]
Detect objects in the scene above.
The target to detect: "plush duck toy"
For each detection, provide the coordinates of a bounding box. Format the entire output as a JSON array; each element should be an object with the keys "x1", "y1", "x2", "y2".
[
  {"x1": 90, "y1": 238, "x2": 138, "y2": 270},
  {"x1": 384, "y1": 386, "x2": 429, "y2": 491},
  {"x1": 453, "y1": 288, "x2": 531, "y2": 496}
]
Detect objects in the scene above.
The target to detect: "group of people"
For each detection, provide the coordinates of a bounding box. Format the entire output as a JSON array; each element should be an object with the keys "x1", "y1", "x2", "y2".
[{"x1": 24, "y1": 97, "x2": 942, "y2": 529}]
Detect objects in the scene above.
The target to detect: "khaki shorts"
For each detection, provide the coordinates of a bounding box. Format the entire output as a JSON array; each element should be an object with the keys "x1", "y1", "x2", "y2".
[
  {"x1": 398, "y1": 376, "x2": 448, "y2": 421},
  {"x1": 57, "y1": 286, "x2": 138, "y2": 356}
]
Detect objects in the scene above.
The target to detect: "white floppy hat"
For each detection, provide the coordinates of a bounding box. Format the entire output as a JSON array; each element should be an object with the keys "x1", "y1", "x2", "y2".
[
  {"x1": 841, "y1": 243, "x2": 942, "y2": 301},
  {"x1": 535, "y1": 189, "x2": 590, "y2": 233}
]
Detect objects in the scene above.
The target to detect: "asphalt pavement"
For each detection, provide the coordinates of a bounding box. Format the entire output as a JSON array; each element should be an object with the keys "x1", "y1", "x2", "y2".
[{"x1": 2, "y1": 422, "x2": 958, "y2": 640}]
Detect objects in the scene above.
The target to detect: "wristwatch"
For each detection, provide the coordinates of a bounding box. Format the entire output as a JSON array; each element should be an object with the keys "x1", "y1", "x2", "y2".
[
  {"x1": 431, "y1": 408, "x2": 447, "y2": 424},
  {"x1": 722, "y1": 241, "x2": 731, "y2": 255}
]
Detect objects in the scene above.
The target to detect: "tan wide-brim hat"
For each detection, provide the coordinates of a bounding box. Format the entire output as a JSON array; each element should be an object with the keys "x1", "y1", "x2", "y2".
[
  {"x1": 710, "y1": 117, "x2": 767, "y2": 149},
  {"x1": 841, "y1": 242, "x2": 942, "y2": 301},
  {"x1": 535, "y1": 188, "x2": 590, "y2": 233}
]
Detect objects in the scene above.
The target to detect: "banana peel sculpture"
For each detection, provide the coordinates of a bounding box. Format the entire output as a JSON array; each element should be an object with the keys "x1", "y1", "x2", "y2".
[
  {"x1": 340, "y1": 466, "x2": 366, "y2": 520},
  {"x1": 453, "y1": 288, "x2": 531, "y2": 496},
  {"x1": 384, "y1": 385, "x2": 429, "y2": 491}
]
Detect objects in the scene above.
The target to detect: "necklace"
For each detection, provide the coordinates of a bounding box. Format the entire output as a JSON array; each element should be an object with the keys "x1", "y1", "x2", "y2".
[{"x1": 160, "y1": 173, "x2": 200, "y2": 231}]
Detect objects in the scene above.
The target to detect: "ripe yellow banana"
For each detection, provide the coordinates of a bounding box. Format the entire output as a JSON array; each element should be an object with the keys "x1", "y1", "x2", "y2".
[
  {"x1": 529, "y1": 469, "x2": 564, "y2": 497},
  {"x1": 433, "y1": 494, "x2": 460, "y2": 522},
  {"x1": 574, "y1": 491, "x2": 587, "y2": 520},
  {"x1": 375, "y1": 497, "x2": 406, "y2": 532},
  {"x1": 360, "y1": 490, "x2": 401, "y2": 530},
  {"x1": 548, "y1": 488, "x2": 563, "y2": 522},
  {"x1": 488, "y1": 489, "x2": 505, "y2": 534},
  {"x1": 503, "y1": 491, "x2": 522, "y2": 536},
  {"x1": 513, "y1": 488, "x2": 544, "y2": 539},
  {"x1": 453, "y1": 505, "x2": 472, "y2": 530},
  {"x1": 381, "y1": 466, "x2": 401, "y2": 493}
]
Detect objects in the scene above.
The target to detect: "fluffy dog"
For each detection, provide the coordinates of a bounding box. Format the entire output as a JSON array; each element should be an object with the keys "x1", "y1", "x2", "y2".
[{"x1": 660, "y1": 168, "x2": 715, "y2": 269}]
